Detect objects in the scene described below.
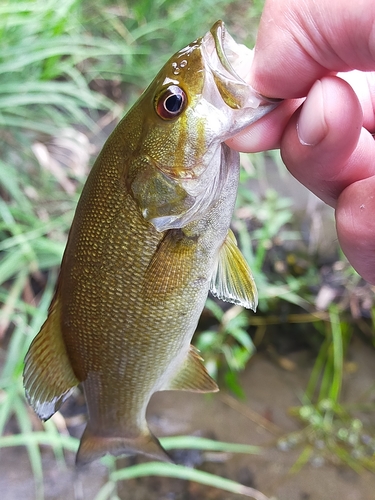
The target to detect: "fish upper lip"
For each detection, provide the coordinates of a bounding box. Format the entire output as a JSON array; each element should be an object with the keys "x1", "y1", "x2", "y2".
[
  {"x1": 203, "y1": 20, "x2": 282, "y2": 110},
  {"x1": 209, "y1": 20, "x2": 242, "y2": 82}
]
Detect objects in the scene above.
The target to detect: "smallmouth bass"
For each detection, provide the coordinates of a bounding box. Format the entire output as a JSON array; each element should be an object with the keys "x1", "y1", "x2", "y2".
[{"x1": 23, "y1": 21, "x2": 279, "y2": 465}]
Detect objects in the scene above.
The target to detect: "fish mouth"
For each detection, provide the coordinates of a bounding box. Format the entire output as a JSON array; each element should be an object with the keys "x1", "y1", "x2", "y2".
[
  {"x1": 210, "y1": 20, "x2": 247, "y2": 84},
  {"x1": 202, "y1": 20, "x2": 280, "y2": 111}
]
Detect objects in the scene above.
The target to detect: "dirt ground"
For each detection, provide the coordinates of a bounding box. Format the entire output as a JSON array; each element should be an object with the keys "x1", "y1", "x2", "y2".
[{"x1": 1, "y1": 335, "x2": 375, "y2": 500}]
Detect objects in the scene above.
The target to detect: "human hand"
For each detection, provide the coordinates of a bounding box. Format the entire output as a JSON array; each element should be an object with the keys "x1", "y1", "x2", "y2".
[{"x1": 228, "y1": 0, "x2": 375, "y2": 284}]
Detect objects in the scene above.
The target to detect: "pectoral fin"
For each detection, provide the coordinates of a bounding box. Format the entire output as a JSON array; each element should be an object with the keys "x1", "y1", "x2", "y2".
[
  {"x1": 23, "y1": 292, "x2": 79, "y2": 421},
  {"x1": 143, "y1": 229, "x2": 195, "y2": 299},
  {"x1": 210, "y1": 229, "x2": 258, "y2": 311},
  {"x1": 165, "y1": 345, "x2": 218, "y2": 393}
]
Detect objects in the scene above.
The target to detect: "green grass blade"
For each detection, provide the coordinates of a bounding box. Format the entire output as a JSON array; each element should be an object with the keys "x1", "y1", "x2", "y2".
[
  {"x1": 13, "y1": 395, "x2": 44, "y2": 499},
  {"x1": 0, "y1": 384, "x2": 17, "y2": 435},
  {"x1": 304, "y1": 337, "x2": 330, "y2": 401},
  {"x1": 100, "y1": 462, "x2": 269, "y2": 500},
  {"x1": 0, "y1": 431, "x2": 79, "y2": 453},
  {"x1": 329, "y1": 307, "x2": 344, "y2": 403},
  {"x1": 160, "y1": 435, "x2": 260, "y2": 454}
]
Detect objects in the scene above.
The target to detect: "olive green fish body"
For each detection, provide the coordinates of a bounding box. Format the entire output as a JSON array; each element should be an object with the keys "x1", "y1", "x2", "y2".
[
  {"x1": 63, "y1": 138, "x2": 240, "y2": 463},
  {"x1": 23, "y1": 21, "x2": 279, "y2": 465}
]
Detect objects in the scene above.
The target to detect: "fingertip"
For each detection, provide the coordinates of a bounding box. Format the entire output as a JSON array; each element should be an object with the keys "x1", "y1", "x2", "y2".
[
  {"x1": 281, "y1": 76, "x2": 364, "y2": 205},
  {"x1": 298, "y1": 76, "x2": 362, "y2": 150},
  {"x1": 336, "y1": 176, "x2": 375, "y2": 284},
  {"x1": 297, "y1": 80, "x2": 327, "y2": 146}
]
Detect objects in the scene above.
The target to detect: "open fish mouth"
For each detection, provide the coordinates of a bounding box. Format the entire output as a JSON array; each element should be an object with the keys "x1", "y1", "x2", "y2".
[
  {"x1": 210, "y1": 20, "x2": 249, "y2": 84},
  {"x1": 202, "y1": 20, "x2": 280, "y2": 111}
]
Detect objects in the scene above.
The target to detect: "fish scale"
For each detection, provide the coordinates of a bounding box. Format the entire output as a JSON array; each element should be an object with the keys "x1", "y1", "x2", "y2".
[{"x1": 23, "y1": 20, "x2": 279, "y2": 465}]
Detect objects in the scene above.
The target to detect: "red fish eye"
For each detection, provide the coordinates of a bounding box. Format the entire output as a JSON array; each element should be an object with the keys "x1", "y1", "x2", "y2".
[{"x1": 155, "y1": 85, "x2": 186, "y2": 119}]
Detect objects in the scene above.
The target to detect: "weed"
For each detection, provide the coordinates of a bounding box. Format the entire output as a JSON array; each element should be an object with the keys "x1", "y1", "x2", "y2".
[{"x1": 280, "y1": 307, "x2": 375, "y2": 473}]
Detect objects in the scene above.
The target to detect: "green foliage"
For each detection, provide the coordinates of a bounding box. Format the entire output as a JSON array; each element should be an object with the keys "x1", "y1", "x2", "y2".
[
  {"x1": 0, "y1": 273, "x2": 63, "y2": 498},
  {"x1": 196, "y1": 152, "x2": 316, "y2": 389},
  {"x1": 198, "y1": 151, "x2": 375, "y2": 475},
  {"x1": 94, "y1": 437, "x2": 263, "y2": 500},
  {"x1": 0, "y1": 0, "x2": 122, "y2": 134},
  {"x1": 281, "y1": 307, "x2": 375, "y2": 473},
  {"x1": 78, "y1": 0, "x2": 252, "y2": 86},
  {"x1": 235, "y1": 153, "x2": 316, "y2": 309},
  {"x1": 196, "y1": 300, "x2": 256, "y2": 398}
]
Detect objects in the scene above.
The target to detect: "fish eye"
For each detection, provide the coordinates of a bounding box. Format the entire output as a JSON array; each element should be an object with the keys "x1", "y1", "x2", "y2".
[{"x1": 155, "y1": 85, "x2": 186, "y2": 120}]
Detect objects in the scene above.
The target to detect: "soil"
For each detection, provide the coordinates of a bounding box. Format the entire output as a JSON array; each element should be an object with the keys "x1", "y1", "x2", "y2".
[{"x1": 1, "y1": 336, "x2": 375, "y2": 500}]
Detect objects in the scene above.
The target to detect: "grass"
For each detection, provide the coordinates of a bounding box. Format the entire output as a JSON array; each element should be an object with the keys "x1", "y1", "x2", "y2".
[
  {"x1": 95, "y1": 437, "x2": 264, "y2": 500},
  {"x1": 0, "y1": 433, "x2": 263, "y2": 499},
  {"x1": 94, "y1": 462, "x2": 269, "y2": 500},
  {"x1": 284, "y1": 307, "x2": 375, "y2": 473},
  {"x1": 1, "y1": 0, "x2": 375, "y2": 498}
]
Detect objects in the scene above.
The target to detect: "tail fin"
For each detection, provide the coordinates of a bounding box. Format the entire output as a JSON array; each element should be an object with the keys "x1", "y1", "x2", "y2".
[{"x1": 76, "y1": 424, "x2": 172, "y2": 466}]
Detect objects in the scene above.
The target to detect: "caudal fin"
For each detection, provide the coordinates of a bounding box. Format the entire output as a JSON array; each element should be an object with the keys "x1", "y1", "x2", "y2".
[{"x1": 76, "y1": 424, "x2": 172, "y2": 466}]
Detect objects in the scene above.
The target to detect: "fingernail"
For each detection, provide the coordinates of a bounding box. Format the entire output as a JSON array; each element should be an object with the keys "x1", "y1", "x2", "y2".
[{"x1": 297, "y1": 80, "x2": 328, "y2": 146}]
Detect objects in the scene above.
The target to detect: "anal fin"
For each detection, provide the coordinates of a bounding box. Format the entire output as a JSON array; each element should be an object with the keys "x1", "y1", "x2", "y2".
[
  {"x1": 23, "y1": 292, "x2": 79, "y2": 421},
  {"x1": 166, "y1": 345, "x2": 218, "y2": 393},
  {"x1": 210, "y1": 229, "x2": 258, "y2": 311}
]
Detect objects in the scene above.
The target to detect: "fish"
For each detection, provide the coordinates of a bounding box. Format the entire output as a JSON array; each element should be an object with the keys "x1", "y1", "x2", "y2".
[{"x1": 23, "y1": 20, "x2": 279, "y2": 466}]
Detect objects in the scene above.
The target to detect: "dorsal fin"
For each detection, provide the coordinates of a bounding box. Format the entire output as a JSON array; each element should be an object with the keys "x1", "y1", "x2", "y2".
[
  {"x1": 23, "y1": 292, "x2": 79, "y2": 421},
  {"x1": 210, "y1": 229, "x2": 258, "y2": 311},
  {"x1": 164, "y1": 345, "x2": 218, "y2": 393}
]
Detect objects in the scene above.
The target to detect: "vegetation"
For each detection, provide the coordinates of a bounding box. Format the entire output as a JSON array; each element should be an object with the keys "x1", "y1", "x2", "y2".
[{"x1": 1, "y1": 0, "x2": 375, "y2": 498}]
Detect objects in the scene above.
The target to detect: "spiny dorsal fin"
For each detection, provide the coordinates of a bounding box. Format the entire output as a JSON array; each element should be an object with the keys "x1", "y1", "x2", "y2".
[
  {"x1": 210, "y1": 229, "x2": 258, "y2": 311},
  {"x1": 23, "y1": 293, "x2": 79, "y2": 421},
  {"x1": 165, "y1": 345, "x2": 218, "y2": 393},
  {"x1": 76, "y1": 424, "x2": 172, "y2": 466},
  {"x1": 143, "y1": 229, "x2": 195, "y2": 299}
]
